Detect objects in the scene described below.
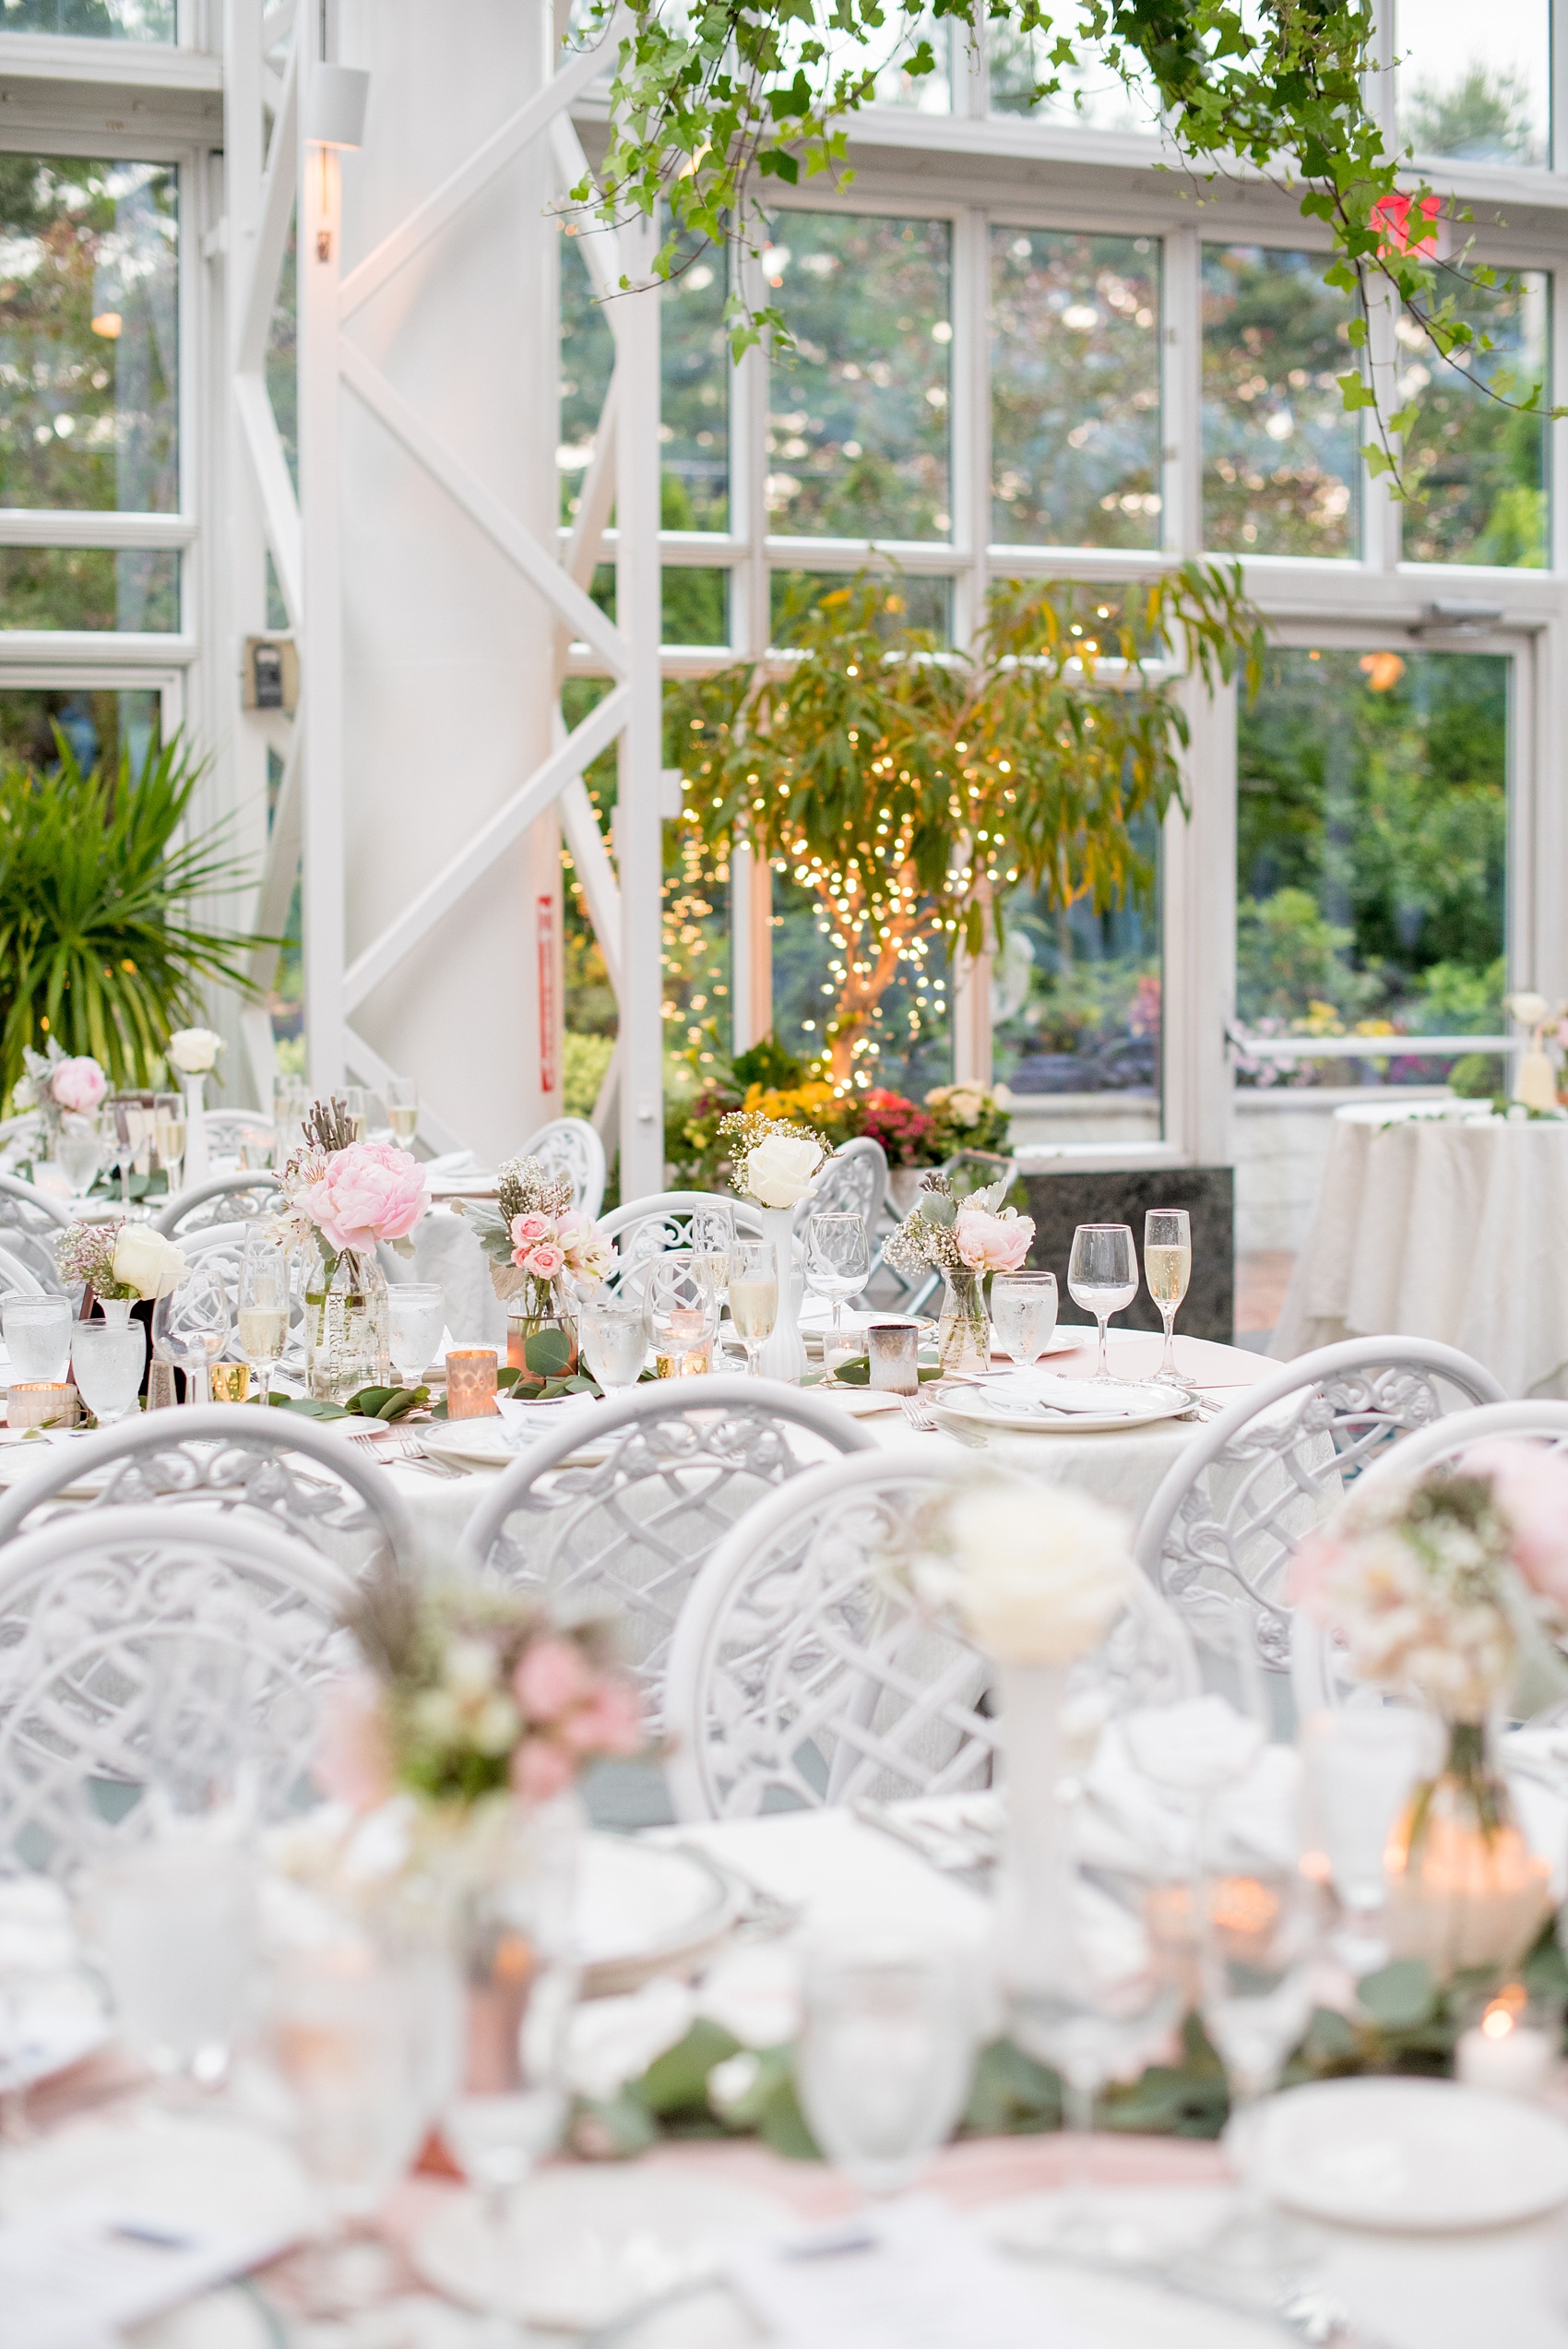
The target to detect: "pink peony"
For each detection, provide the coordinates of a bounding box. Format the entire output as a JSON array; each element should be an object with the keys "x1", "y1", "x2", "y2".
[
  {"x1": 513, "y1": 1635, "x2": 593, "y2": 1723},
  {"x1": 562, "y1": 1678, "x2": 643, "y2": 1758},
  {"x1": 510, "y1": 1212, "x2": 552, "y2": 1251},
  {"x1": 955, "y1": 1206, "x2": 1033, "y2": 1276},
  {"x1": 524, "y1": 1244, "x2": 564, "y2": 1282},
  {"x1": 52, "y1": 1056, "x2": 106, "y2": 1114},
  {"x1": 1463, "y1": 1439, "x2": 1568, "y2": 1607},
  {"x1": 299, "y1": 1139, "x2": 427, "y2": 1253},
  {"x1": 510, "y1": 1736, "x2": 575, "y2": 1804},
  {"x1": 314, "y1": 1673, "x2": 395, "y2": 1812}
]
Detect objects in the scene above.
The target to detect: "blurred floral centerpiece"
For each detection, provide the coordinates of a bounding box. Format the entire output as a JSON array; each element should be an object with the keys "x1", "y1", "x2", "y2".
[
  {"x1": 466, "y1": 1154, "x2": 613, "y2": 1377},
  {"x1": 721, "y1": 1108, "x2": 830, "y2": 1381},
  {"x1": 923, "y1": 1083, "x2": 1011, "y2": 1160},
  {"x1": 278, "y1": 1096, "x2": 428, "y2": 1401},
  {"x1": 1292, "y1": 1443, "x2": 1568, "y2": 1971},
  {"x1": 12, "y1": 1038, "x2": 107, "y2": 1151},
  {"x1": 884, "y1": 1171, "x2": 1034, "y2": 1377}
]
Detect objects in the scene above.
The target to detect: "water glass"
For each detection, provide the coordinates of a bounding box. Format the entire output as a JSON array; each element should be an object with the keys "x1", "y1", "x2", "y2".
[
  {"x1": 1144, "y1": 1209, "x2": 1193, "y2": 1386},
  {"x1": 796, "y1": 1926, "x2": 974, "y2": 2197},
  {"x1": 805, "y1": 1211, "x2": 871, "y2": 1345},
  {"x1": 646, "y1": 1254, "x2": 717, "y2": 1378},
  {"x1": 153, "y1": 1092, "x2": 186, "y2": 1192},
  {"x1": 2, "y1": 1293, "x2": 73, "y2": 1384},
  {"x1": 726, "y1": 1238, "x2": 778, "y2": 1377},
  {"x1": 238, "y1": 1229, "x2": 294, "y2": 1403},
  {"x1": 152, "y1": 1263, "x2": 232, "y2": 1404},
  {"x1": 1067, "y1": 1223, "x2": 1139, "y2": 1381},
  {"x1": 387, "y1": 1282, "x2": 445, "y2": 1387},
  {"x1": 386, "y1": 1075, "x2": 419, "y2": 1146},
  {"x1": 90, "y1": 1834, "x2": 259, "y2": 2084},
  {"x1": 56, "y1": 1112, "x2": 103, "y2": 1200},
  {"x1": 71, "y1": 1317, "x2": 147, "y2": 1425},
  {"x1": 577, "y1": 1289, "x2": 648, "y2": 1389},
  {"x1": 991, "y1": 1270, "x2": 1058, "y2": 1367},
  {"x1": 1301, "y1": 1705, "x2": 1430, "y2": 1972}
]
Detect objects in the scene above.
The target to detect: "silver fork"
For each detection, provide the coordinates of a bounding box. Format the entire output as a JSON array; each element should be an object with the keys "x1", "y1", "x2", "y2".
[{"x1": 900, "y1": 1390, "x2": 939, "y2": 1433}]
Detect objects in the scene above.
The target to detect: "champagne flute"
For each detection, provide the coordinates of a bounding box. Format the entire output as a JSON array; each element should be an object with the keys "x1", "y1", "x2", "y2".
[
  {"x1": 990, "y1": 1270, "x2": 1058, "y2": 1369},
  {"x1": 1144, "y1": 1209, "x2": 1192, "y2": 1387},
  {"x1": 1067, "y1": 1223, "x2": 1138, "y2": 1382},
  {"x1": 386, "y1": 1076, "x2": 419, "y2": 1146},
  {"x1": 342, "y1": 1086, "x2": 369, "y2": 1143},
  {"x1": 727, "y1": 1238, "x2": 778, "y2": 1377},
  {"x1": 154, "y1": 1092, "x2": 185, "y2": 1194},
  {"x1": 805, "y1": 1211, "x2": 871, "y2": 1350},
  {"x1": 576, "y1": 1289, "x2": 648, "y2": 1390},
  {"x1": 237, "y1": 1230, "x2": 292, "y2": 1405}
]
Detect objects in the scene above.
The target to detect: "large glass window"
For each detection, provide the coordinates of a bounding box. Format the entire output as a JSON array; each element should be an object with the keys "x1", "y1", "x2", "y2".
[
  {"x1": 990, "y1": 228, "x2": 1161, "y2": 549},
  {"x1": 1396, "y1": 0, "x2": 1550, "y2": 168},
  {"x1": 0, "y1": 683, "x2": 160, "y2": 770},
  {"x1": 1202, "y1": 245, "x2": 1360, "y2": 559},
  {"x1": 559, "y1": 227, "x2": 612, "y2": 527},
  {"x1": 0, "y1": 545, "x2": 177, "y2": 630},
  {"x1": 662, "y1": 243, "x2": 730, "y2": 534},
  {"x1": 765, "y1": 213, "x2": 952, "y2": 541},
  {"x1": 1397, "y1": 271, "x2": 1548, "y2": 567},
  {"x1": 988, "y1": 27, "x2": 1159, "y2": 133},
  {"x1": 0, "y1": 156, "x2": 178, "y2": 516},
  {"x1": 0, "y1": 0, "x2": 173, "y2": 35}
]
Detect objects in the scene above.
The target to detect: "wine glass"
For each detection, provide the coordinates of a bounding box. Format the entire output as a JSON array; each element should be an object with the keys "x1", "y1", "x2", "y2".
[
  {"x1": 1144, "y1": 1209, "x2": 1192, "y2": 1387},
  {"x1": 2, "y1": 1293, "x2": 73, "y2": 1384},
  {"x1": 238, "y1": 1230, "x2": 293, "y2": 1405},
  {"x1": 727, "y1": 1237, "x2": 778, "y2": 1377},
  {"x1": 70, "y1": 1316, "x2": 147, "y2": 1426},
  {"x1": 1067, "y1": 1223, "x2": 1139, "y2": 1381},
  {"x1": 687, "y1": 1204, "x2": 735, "y2": 1308},
  {"x1": 387, "y1": 1282, "x2": 445, "y2": 1388},
  {"x1": 577, "y1": 1289, "x2": 648, "y2": 1390},
  {"x1": 56, "y1": 1111, "x2": 103, "y2": 1200},
  {"x1": 646, "y1": 1254, "x2": 717, "y2": 1378},
  {"x1": 386, "y1": 1076, "x2": 419, "y2": 1146},
  {"x1": 1301, "y1": 1704, "x2": 1430, "y2": 1974},
  {"x1": 151, "y1": 1263, "x2": 232, "y2": 1405},
  {"x1": 805, "y1": 1212, "x2": 871, "y2": 1351},
  {"x1": 795, "y1": 1924, "x2": 975, "y2": 2198},
  {"x1": 990, "y1": 1270, "x2": 1059, "y2": 1369},
  {"x1": 154, "y1": 1092, "x2": 186, "y2": 1194}
]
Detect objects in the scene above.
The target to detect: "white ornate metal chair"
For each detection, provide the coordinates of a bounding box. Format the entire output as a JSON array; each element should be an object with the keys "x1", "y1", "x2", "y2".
[
  {"x1": 155, "y1": 1171, "x2": 280, "y2": 1235},
  {"x1": 160, "y1": 1217, "x2": 307, "y2": 1377},
  {"x1": 0, "y1": 1503, "x2": 351, "y2": 1876},
  {"x1": 520, "y1": 1116, "x2": 607, "y2": 1219},
  {"x1": 460, "y1": 1376, "x2": 875, "y2": 1727},
  {"x1": 0, "y1": 1402, "x2": 415, "y2": 1571},
  {"x1": 201, "y1": 1110, "x2": 277, "y2": 1163},
  {"x1": 0, "y1": 1113, "x2": 46, "y2": 1174},
  {"x1": 0, "y1": 1245, "x2": 45, "y2": 1298},
  {"x1": 599, "y1": 1190, "x2": 782, "y2": 1305},
  {"x1": 0, "y1": 1172, "x2": 71, "y2": 1294},
  {"x1": 1135, "y1": 1338, "x2": 1505, "y2": 1674}
]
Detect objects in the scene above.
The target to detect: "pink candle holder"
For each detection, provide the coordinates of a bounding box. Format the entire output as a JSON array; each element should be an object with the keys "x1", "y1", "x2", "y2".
[
  {"x1": 446, "y1": 1348, "x2": 499, "y2": 1418},
  {"x1": 6, "y1": 1382, "x2": 79, "y2": 1431}
]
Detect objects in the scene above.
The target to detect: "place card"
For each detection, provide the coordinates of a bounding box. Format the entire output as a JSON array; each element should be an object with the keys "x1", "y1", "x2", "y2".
[
  {"x1": 728, "y1": 2196, "x2": 1092, "y2": 2349},
  {"x1": 0, "y1": 2195, "x2": 295, "y2": 2348}
]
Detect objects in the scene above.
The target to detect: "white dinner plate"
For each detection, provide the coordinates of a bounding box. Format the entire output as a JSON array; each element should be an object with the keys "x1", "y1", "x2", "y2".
[
  {"x1": 933, "y1": 1376, "x2": 1190, "y2": 1437},
  {"x1": 575, "y1": 1833, "x2": 740, "y2": 1996},
  {"x1": 413, "y1": 2168, "x2": 790, "y2": 2330},
  {"x1": 1258, "y1": 2077, "x2": 1568, "y2": 2232},
  {"x1": 422, "y1": 1406, "x2": 609, "y2": 1472},
  {"x1": 1, "y1": 2110, "x2": 314, "y2": 2243}
]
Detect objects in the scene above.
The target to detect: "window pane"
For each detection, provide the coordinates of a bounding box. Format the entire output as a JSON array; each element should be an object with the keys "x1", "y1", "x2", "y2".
[
  {"x1": 1235, "y1": 648, "x2": 1507, "y2": 1082},
  {"x1": 988, "y1": 25, "x2": 1159, "y2": 132},
  {"x1": 769, "y1": 569, "x2": 952, "y2": 645},
  {"x1": 766, "y1": 213, "x2": 951, "y2": 542},
  {"x1": 802, "y1": 14, "x2": 951, "y2": 110},
  {"x1": 662, "y1": 242, "x2": 729, "y2": 532},
  {"x1": 0, "y1": 157, "x2": 177, "y2": 513},
  {"x1": 1398, "y1": 271, "x2": 1548, "y2": 566},
  {"x1": 560, "y1": 227, "x2": 612, "y2": 526},
  {"x1": 0, "y1": 683, "x2": 160, "y2": 771},
  {"x1": 1202, "y1": 245, "x2": 1360, "y2": 558},
  {"x1": 662, "y1": 567, "x2": 729, "y2": 647},
  {"x1": 992, "y1": 822, "x2": 1162, "y2": 1148},
  {"x1": 0, "y1": 545, "x2": 178, "y2": 629},
  {"x1": 991, "y1": 228, "x2": 1161, "y2": 548},
  {"x1": 1396, "y1": 0, "x2": 1549, "y2": 167},
  {"x1": 771, "y1": 871, "x2": 954, "y2": 1095},
  {"x1": 0, "y1": 0, "x2": 173, "y2": 35}
]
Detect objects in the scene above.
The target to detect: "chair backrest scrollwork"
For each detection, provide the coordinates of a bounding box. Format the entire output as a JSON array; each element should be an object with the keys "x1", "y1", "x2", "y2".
[{"x1": 520, "y1": 1117, "x2": 608, "y2": 1220}]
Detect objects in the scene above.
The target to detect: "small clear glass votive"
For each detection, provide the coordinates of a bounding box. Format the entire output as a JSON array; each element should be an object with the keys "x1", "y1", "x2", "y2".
[
  {"x1": 447, "y1": 1348, "x2": 499, "y2": 1418},
  {"x1": 6, "y1": 1381, "x2": 79, "y2": 1430},
  {"x1": 824, "y1": 1327, "x2": 863, "y2": 1380},
  {"x1": 208, "y1": 1363, "x2": 252, "y2": 1404},
  {"x1": 867, "y1": 1321, "x2": 921, "y2": 1396}
]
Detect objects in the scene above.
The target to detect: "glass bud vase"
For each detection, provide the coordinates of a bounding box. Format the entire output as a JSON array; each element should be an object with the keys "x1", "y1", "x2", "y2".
[
  {"x1": 305, "y1": 1247, "x2": 391, "y2": 1402},
  {"x1": 506, "y1": 1277, "x2": 578, "y2": 1379},
  {"x1": 937, "y1": 1267, "x2": 990, "y2": 1378},
  {"x1": 1385, "y1": 1717, "x2": 1552, "y2": 1975}
]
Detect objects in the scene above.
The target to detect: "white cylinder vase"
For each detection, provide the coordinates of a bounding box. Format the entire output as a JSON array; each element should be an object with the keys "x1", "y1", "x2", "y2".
[
  {"x1": 754, "y1": 1205, "x2": 807, "y2": 1384},
  {"x1": 181, "y1": 1076, "x2": 210, "y2": 1188},
  {"x1": 993, "y1": 1661, "x2": 1073, "y2": 2009}
]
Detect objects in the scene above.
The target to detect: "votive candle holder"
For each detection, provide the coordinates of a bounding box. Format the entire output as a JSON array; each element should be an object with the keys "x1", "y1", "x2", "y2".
[
  {"x1": 6, "y1": 1382, "x2": 79, "y2": 1431},
  {"x1": 447, "y1": 1348, "x2": 500, "y2": 1418}
]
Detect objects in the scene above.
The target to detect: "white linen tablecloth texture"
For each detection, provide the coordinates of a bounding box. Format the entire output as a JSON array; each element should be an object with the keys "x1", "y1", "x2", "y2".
[{"x1": 1273, "y1": 1101, "x2": 1568, "y2": 1397}]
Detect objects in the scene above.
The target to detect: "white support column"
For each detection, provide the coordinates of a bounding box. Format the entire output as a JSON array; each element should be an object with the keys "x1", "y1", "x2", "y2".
[
  {"x1": 616, "y1": 211, "x2": 666, "y2": 1193},
  {"x1": 730, "y1": 835, "x2": 772, "y2": 1055},
  {"x1": 299, "y1": 45, "x2": 348, "y2": 1095}
]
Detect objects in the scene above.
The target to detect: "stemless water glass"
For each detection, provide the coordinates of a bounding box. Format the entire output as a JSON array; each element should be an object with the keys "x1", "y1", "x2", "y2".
[
  {"x1": 990, "y1": 1270, "x2": 1059, "y2": 1368},
  {"x1": 727, "y1": 1238, "x2": 778, "y2": 1377},
  {"x1": 71, "y1": 1317, "x2": 147, "y2": 1426},
  {"x1": 387, "y1": 1282, "x2": 445, "y2": 1388},
  {"x1": 805, "y1": 1212, "x2": 871, "y2": 1350},
  {"x1": 2, "y1": 1292, "x2": 73, "y2": 1384},
  {"x1": 646, "y1": 1255, "x2": 717, "y2": 1377},
  {"x1": 56, "y1": 1112, "x2": 103, "y2": 1200},
  {"x1": 577, "y1": 1289, "x2": 648, "y2": 1390},
  {"x1": 152, "y1": 1264, "x2": 232, "y2": 1405},
  {"x1": 1067, "y1": 1222, "x2": 1139, "y2": 1381},
  {"x1": 796, "y1": 1926, "x2": 975, "y2": 2199},
  {"x1": 386, "y1": 1075, "x2": 420, "y2": 1146},
  {"x1": 1144, "y1": 1209, "x2": 1193, "y2": 1386},
  {"x1": 154, "y1": 1092, "x2": 186, "y2": 1193},
  {"x1": 238, "y1": 1230, "x2": 294, "y2": 1404}
]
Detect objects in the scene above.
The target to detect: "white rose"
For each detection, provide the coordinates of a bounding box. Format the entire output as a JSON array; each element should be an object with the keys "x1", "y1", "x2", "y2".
[
  {"x1": 1506, "y1": 992, "x2": 1550, "y2": 1031},
  {"x1": 167, "y1": 1027, "x2": 225, "y2": 1075},
  {"x1": 948, "y1": 1485, "x2": 1134, "y2": 1665},
  {"x1": 745, "y1": 1131, "x2": 823, "y2": 1209},
  {"x1": 110, "y1": 1223, "x2": 187, "y2": 1301}
]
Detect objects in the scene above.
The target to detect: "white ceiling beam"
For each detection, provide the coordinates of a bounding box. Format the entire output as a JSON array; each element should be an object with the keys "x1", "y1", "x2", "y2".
[
  {"x1": 237, "y1": 40, "x2": 299, "y2": 376},
  {"x1": 234, "y1": 372, "x2": 303, "y2": 626}
]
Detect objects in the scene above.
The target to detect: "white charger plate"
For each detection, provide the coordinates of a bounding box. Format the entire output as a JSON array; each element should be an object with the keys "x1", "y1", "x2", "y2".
[
  {"x1": 422, "y1": 1405, "x2": 609, "y2": 1472},
  {"x1": 1258, "y1": 2077, "x2": 1568, "y2": 2231},
  {"x1": 933, "y1": 1376, "x2": 1189, "y2": 1437},
  {"x1": 576, "y1": 1834, "x2": 739, "y2": 1996},
  {"x1": 2, "y1": 2110, "x2": 314, "y2": 2241}
]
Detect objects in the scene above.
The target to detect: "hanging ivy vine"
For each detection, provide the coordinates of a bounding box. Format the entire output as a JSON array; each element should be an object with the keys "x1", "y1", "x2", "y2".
[{"x1": 569, "y1": 0, "x2": 1558, "y2": 492}]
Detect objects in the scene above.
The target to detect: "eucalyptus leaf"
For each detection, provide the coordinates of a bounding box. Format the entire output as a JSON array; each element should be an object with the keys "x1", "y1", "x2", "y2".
[
  {"x1": 1357, "y1": 1959, "x2": 1438, "y2": 2033},
  {"x1": 523, "y1": 1327, "x2": 575, "y2": 1378},
  {"x1": 267, "y1": 1393, "x2": 350, "y2": 1421}
]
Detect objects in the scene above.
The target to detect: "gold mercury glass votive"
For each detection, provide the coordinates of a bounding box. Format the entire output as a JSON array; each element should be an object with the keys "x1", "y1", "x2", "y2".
[
  {"x1": 208, "y1": 1363, "x2": 252, "y2": 1404},
  {"x1": 447, "y1": 1348, "x2": 500, "y2": 1418},
  {"x1": 6, "y1": 1382, "x2": 79, "y2": 1431},
  {"x1": 654, "y1": 1309, "x2": 713, "y2": 1378},
  {"x1": 866, "y1": 1321, "x2": 921, "y2": 1396}
]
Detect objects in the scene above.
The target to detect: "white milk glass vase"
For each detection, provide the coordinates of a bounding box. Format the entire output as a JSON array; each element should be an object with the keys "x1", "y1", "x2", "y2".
[
  {"x1": 993, "y1": 1663, "x2": 1071, "y2": 2003},
  {"x1": 181, "y1": 1075, "x2": 210, "y2": 1187},
  {"x1": 754, "y1": 1205, "x2": 807, "y2": 1383}
]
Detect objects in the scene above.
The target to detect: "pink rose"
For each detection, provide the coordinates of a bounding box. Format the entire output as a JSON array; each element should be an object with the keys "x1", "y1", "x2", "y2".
[
  {"x1": 510, "y1": 1212, "x2": 552, "y2": 1250},
  {"x1": 51, "y1": 1056, "x2": 106, "y2": 1114},
  {"x1": 299, "y1": 1139, "x2": 427, "y2": 1252},
  {"x1": 955, "y1": 1206, "x2": 1033, "y2": 1276},
  {"x1": 1464, "y1": 1440, "x2": 1568, "y2": 1606},
  {"x1": 513, "y1": 1635, "x2": 593, "y2": 1723},
  {"x1": 524, "y1": 1244, "x2": 564, "y2": 1282},
  {"x1": 510, "y1": 1736, "x2": 575, "y2": 1805},
  {"x1": 562, "y1": 1678, "x2": 643, "y2": 1758},
  {"x1": 314, "y1": 1673, "x2": 395, "y2": 1812}
]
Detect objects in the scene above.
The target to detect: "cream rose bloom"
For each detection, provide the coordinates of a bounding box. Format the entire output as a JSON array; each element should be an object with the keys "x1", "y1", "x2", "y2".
[
  {"x1": 167, "y1": 1027, "x2": 225, "y2": 1075},
  {"x1": 938, "y1": 1484, "x2": 1134, "y2": 1665},
  {"x1": 745, "y1": 1131, "x2": 823, "y2": 1209},
  {"x1": 111, "y1": 1223, "x2": 187, "y2": 1301}
]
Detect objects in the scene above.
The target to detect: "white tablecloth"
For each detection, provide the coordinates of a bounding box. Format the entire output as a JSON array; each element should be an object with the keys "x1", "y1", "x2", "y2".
[{"x1": 1272, "y1": 1101, "x2": 1568, "y2": 1397}]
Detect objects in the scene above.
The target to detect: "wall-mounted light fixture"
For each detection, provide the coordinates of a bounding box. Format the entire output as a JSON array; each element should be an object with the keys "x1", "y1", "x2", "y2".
[{"x1": 304, "y1": 64, "x2": 370, "y2": 262}]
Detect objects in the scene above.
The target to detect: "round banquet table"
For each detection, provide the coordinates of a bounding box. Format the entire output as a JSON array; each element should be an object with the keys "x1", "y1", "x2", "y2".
[{"x1": 1270, "y1": 1099, "x2": 1568, "y2": 1396}]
